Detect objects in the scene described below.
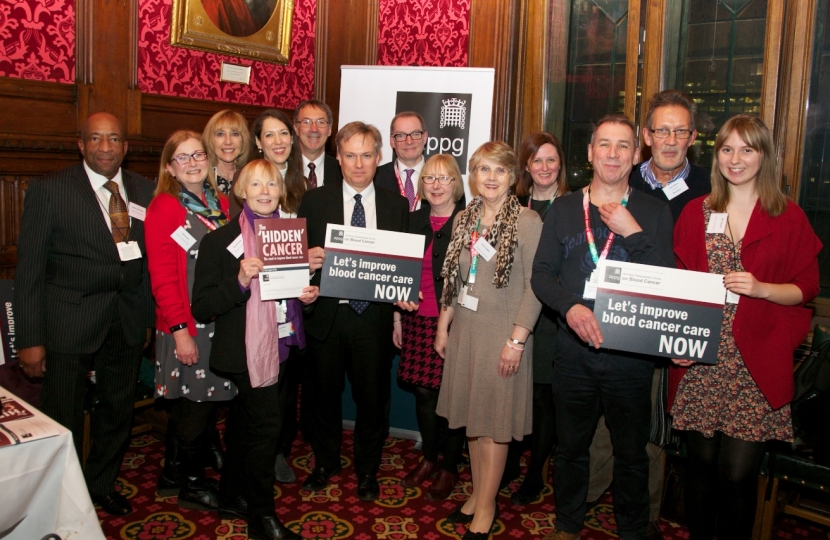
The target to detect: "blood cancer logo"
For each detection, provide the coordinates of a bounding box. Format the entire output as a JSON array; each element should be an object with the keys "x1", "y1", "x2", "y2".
[{"x1": 395, "y1": 91, "x2": 473, "y2": 174}]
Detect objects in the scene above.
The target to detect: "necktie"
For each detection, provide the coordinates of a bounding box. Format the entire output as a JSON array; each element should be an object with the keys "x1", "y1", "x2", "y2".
[
  {"x1": 307, "y1": 162, "x2": 317, "y2": 189},
  {"x1": 349, "y1": 194, "x2": 370, "y2": 314},
  {"x1": 103, "y1": 181, "x2": 130, "y2": 243},
  {"x1": 404, "y1": 169, "x2": 415, "y2": 210}
]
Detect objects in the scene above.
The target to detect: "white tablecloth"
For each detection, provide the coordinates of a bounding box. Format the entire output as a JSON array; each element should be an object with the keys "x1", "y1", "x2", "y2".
[{"x1": 0, "y1": 389, "x2": 104, "y2": 540}]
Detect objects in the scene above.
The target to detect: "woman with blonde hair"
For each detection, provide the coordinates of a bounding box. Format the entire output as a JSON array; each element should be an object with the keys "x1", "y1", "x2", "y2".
[
  {"x1": 203, "y1": 109, "x2": 251, "y2": 196},
  {"x1": 670, "y1": 114, "x2": 821, "y2": 539}
]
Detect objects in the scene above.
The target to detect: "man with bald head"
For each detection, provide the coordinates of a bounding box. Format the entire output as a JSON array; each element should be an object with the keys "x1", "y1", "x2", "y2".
[{"x1": 15, "y1": 112, "x2": 155, "y2": 516}]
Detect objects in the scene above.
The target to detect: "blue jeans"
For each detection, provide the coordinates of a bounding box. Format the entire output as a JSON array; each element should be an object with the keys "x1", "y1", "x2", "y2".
[{"x1": 551, "y1": 331, "x2": 654, "y2": 540}]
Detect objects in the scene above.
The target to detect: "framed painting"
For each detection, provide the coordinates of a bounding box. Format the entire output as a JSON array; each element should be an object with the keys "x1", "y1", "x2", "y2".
[{"x1": 170, "y1": 0, "x2": 294, "y2": 63}]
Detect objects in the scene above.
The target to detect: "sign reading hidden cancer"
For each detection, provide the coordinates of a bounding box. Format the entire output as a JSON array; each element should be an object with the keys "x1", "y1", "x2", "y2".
[
  {"x1": 321, "y1": 224, "x2": 424, "y2": 303},
  {"x1": 593, "y1": 261, "x2": 726, "y2": 364},
  {"x1": 255, "y1": 218, "x2": 309, "y2": 301}
]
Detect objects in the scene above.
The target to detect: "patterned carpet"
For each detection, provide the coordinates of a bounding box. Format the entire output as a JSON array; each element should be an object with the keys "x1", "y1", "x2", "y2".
[{"x1": 99, "y1": 429, "x2": 830, "y2": 539}]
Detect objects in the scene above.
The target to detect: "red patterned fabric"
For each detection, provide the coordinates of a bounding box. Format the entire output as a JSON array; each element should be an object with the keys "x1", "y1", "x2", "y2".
[
  {"x1": 137, "y1": 0, "x2": 315, "y2": 107},
  {"x1": 377, "y1": 0, "x2": 470, "y2": 67},
  {"x1": 0, "y1": 0, "x2": 75, "y2": 83}
]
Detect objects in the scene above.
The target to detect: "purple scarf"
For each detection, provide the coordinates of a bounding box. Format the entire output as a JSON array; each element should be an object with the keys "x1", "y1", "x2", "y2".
[{"x1": 241, "y1": 204, "x2": 306, "y2": 363}]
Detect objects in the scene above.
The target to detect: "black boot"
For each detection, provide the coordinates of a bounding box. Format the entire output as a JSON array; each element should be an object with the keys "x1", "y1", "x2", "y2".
[
  {"x1": 204, "y1": 420, "x2": 224, "y2": 472},
  {"x1": 157, "y1": 423, "x2": 182, "y2": 497},
  {"x1": 177, "y1": 436, "x2": 219, "y2": 511},
  {"x1": 247, "y1": 514, "x2": 301, "y2": 540}
]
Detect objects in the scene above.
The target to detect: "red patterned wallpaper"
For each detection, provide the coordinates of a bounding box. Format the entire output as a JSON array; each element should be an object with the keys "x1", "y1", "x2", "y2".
[
  {"x1": 377, "y1": 0, "x2": 469, "y2": 67},
  {"x1": 137, "y1": 0, "x2": 315, "y2": 107},
  {"x1": 0, "y1": 0, "x2": 75, "y2": 83}
]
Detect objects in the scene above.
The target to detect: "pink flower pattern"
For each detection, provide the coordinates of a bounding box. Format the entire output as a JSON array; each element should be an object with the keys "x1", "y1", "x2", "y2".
[
  {"x1": 377, "y1": 0, "x2": 469, "y2": 67},
  {"x1": 0, "y1": 0, "x2": 75, "y2": 83},
  {"x1": 137, "y1": 0, "x2": 315, "y2": 107}
]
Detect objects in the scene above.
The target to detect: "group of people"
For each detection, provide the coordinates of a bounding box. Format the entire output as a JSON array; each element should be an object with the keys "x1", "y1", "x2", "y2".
[{"x1": 13, "y1": 88, "x2": 821, "y2": 540}]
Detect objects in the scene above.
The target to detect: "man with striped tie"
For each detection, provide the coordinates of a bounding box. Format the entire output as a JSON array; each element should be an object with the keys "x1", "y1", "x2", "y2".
[
  {"x1": 14, "y1": 112, "x2": 155, "y2": 516},
  {"x1": 374, "y1": 111, "x2": 428, "y2": 212},
  {"x1": 297, "y1": 122, "x2": 409, "y2": 501}
]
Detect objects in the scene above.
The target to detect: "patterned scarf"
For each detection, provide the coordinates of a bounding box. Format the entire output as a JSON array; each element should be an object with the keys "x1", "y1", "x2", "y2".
[
  {"x1": 178, "y1": 182, "x2": 228, "y2": 227},
  {"x1": 440, "y1": 194, "x2": 522, "y2": 307}
]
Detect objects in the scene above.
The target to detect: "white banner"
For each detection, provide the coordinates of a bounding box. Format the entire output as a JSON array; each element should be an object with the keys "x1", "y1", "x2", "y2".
[{"x1": 339, "y1": 66, "x2": 496, "y2": 202}]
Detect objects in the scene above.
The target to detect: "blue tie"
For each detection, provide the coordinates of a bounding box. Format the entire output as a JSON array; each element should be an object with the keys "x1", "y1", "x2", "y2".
[{"x1": 349, "y1": 194, "x2": 370, "y2": 314}]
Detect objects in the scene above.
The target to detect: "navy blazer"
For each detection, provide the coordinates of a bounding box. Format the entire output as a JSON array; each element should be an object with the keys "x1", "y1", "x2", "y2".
[{"x1": 14, "y1": 162, "x2": 155, "y2": 353}]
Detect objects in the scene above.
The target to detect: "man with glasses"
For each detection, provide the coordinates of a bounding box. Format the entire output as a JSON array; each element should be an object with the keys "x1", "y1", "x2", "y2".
[
  {"x1": 586, "y1": 90, "x2": 710, "y2": 540},
  {"x1": 293, "y1": 99, "x2": 342, "y2": 188},
  {"x1": 14, "y1": 112, "x2": 155, "y2": 517},
  {"x1": 375, "y1": 111, "x2": 428, "y2": 211}
]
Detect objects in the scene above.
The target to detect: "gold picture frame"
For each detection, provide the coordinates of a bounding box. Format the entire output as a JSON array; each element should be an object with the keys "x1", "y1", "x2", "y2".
[{"x1": 170, "y1": 0, "x2": 294, "y2": 64}]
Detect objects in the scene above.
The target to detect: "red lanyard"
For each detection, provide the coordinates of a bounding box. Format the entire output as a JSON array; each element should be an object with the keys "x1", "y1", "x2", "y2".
[
  {"x1": 582, "y1": 185, "x2": 629, "y2": 265},
  {"x1": 193, "y1": 213, "x2": 218, "y2": 231},
  {"x1": 394, "y1": 165, "x2": 420, "y2": 212}
]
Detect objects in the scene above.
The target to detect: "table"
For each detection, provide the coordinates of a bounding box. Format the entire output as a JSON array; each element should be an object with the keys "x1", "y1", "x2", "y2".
[{"x1": 0, "y1": 388, "x2": 104, "y2": 540}]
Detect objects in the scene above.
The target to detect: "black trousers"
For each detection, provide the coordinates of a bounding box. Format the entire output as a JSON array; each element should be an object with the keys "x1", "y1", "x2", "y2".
[
  {"x1": 307, "y1": 304, "x2": 392, "y2": 477},
  {"x1": 40, "y1": 314, "x2": 143, "y2": 497},
  {"x1": 220, "y1": 368, "x2": 285, "y2": 516}
]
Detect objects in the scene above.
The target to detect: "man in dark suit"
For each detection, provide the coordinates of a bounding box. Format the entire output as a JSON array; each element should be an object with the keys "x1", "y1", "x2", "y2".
[
  {"x1": 374, "y1": 111, "x2": 428, "y2": 211},
  {"x1": 298, "y1": 122, "x2": 409, "y2": 501},
  {"x1": 294, "y1": 99, "x2": 342, "y2": 188},
  {"x1": 15, "y1": 112, "x2": 155, "y2": 516}
]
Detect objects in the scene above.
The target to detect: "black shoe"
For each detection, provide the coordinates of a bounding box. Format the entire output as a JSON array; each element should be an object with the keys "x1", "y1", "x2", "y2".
[
  {"x1": 462, "y1": 532, "x2": 490, "y2": 540},
  {"x1": 177, "y1": 436, "x2": 219, "y2": 511},
  {"x1": 511, "y1": 480, "x2": 543, "y2": 505},
  {"x1": 247, "y1": 515, "x2": 301, "y2": 540},
  {"x1": 217, "y1": 492, "x2": 248, "y2": 521},
  {"x1": 356, "y1": 474, "x2": 380, "y2": 501},
  {"x1": 91, "y1": 492, "x2": 132, "y2": 516},
  {"x1": 447, "y1": 503, "x2": 474, "y2": 524},
  {"x1": 302, "y1": 466, "x2": 342, "y2": 491}
]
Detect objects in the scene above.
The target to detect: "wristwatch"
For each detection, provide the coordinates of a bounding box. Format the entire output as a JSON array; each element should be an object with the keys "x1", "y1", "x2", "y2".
[{"x1": 508, "y1": 337, "x2": 526, "y2": 346}]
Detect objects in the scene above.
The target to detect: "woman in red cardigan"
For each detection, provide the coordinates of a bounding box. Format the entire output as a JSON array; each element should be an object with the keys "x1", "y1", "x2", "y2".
[
  {"x1": 145, "y1": 130, "x2": 235, "y2": 511},
  {"x1": 670, "y1": 114, "x2": 821, "y2": 540}
]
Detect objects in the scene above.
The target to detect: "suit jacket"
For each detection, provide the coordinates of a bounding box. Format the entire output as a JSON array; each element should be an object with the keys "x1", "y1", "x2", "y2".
[
  {"x1": 14, "y1": 163, "x2": 155, "y2": 353},
  {"x1": 373, "y1": 162, "x2": 399, "y2": 195},
  {"x1": 191, "y1": 216, "x2": 252, "y2": 374},
  {"x1": 297, "y1": 182, "x2": 409, "y2": 341},
  {"x1": 322, "y1": 154, "x2": 343, "y2": 186}
]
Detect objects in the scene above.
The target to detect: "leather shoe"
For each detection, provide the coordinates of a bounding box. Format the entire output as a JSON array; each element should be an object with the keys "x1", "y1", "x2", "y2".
[
  {"x1": 511, "y1": 480, "x2": 543, "y2": 505},
  {"x1": 402, "y1": 458, "x2": 438, "y2": 488},
  {"x1": 91, "y1": 491, "x2": 132, "y2": 516},
  {"x1": 462, "y1": 531, "x2": 490, "y2": 540},
  {"x1": 356, "y1": 474, "x2": 380, "y2": 501},
  {"x1": 447, "y1": 503, "x2": 474, "y2": 524},
  {"x1": 302, "y1": 466, "x2": 342, "y2": 491},
  {"x1": 426, "y1": 468, "x2": 458, "y2": 501},
  {"x1": 247, "y1": 514, "x2": 301, "y2": 540},
  {"x1": 217, "y1": 492, "x2": 248, "y2": 521}
]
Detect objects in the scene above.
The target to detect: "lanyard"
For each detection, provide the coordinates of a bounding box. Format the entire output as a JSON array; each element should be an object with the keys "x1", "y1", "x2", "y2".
[
  {"x1": 583, "y1": 184, "x2": 629, "y2": 265},
  {"x1": 527, "y1": 187, "x2": 556, "y2": 214},
  {"x1": 193, "y1": 213, "x2": 218, "y2": 231},
  {"x1": 462, "y1": 219, "x2": 483, "y2": 286},
  {"x1": 394, "y1": 165, "x2": 420, "y2": 211}
]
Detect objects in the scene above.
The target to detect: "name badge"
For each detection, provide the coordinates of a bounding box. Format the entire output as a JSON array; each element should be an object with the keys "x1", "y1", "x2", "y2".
[
  {"x1": 117, "y1": 241, "x2": 142, "y2": 261},
  {"x1": 458, "y1": 286, "x2": 479, "y2": 311},
  {"x1": 473, "y1": 237, "x2": 496, "y2": 262},
  {"x1": 171, "y1": 226, "x2": 197, "y2": 251},
  {"x1": 707, "y1": 213, "x2": 728, "y2": 234},
  {"x1": 226, "y1": 234, "x2": 244, "y2": 258},
  {"x1": 278, "y1": 322, "x2": 295, "y2": 339},
  {"x1": 663, "y1": 178, "x2": 689, "y2": 200},
  {"x1": 128, "y1": 202, "x2": 146, "y2": 221},
  {"x1": 726, "y1": 290, "x2": 740, "y2": 304},
  {"x1": 582, "y1": 270, "x2": 598, "y2": 300}
]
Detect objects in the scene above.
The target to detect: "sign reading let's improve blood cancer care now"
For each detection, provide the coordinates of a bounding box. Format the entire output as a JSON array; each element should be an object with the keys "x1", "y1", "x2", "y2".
[
  {"x1": 592, "y1": 260, "x2": 727, "y2": 364},
  {"x1": 320, "y1": 224, "x2": 424, "y2": 303}
]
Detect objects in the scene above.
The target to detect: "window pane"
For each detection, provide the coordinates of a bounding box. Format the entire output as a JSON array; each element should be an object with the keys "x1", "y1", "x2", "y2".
[
  {"x1": 799, "y1": 0, "x2": 830, "y2": 297},
  {"x1": 665, "y1": 0, "x2": 767, "y2": 170}
]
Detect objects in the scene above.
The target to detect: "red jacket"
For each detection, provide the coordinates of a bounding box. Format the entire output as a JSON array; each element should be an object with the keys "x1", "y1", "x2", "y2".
[
  {"x1": 145, "y1": 192, "x2": 230, "y2": 337},
  {"x1": 670, "y1": 196, "x2": 821, "y2": 410}
]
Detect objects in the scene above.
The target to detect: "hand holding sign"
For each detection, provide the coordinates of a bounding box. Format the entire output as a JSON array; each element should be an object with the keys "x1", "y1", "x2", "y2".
[
  {"x1": 566, "y1": 304, "x2": 604, "y2": 349},
  {"x1": 238, "y1": 257, "x2": 264, "y2": 288}
]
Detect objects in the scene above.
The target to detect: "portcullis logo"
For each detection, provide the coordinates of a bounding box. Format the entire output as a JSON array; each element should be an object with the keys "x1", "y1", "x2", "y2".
[
  {"x1": 395, "y1": 92, "x2": 473, "y2": 174},
  {"x1": 330, "y1": 229, "x2": 344, "y2": 244},
  {"x1": 604, "y1": 266, "x2": 622, "y2": 284}
]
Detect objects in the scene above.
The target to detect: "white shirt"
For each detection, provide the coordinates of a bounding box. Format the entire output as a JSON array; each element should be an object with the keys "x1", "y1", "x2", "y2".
[
  {"x1": 302, "y1": 153, "x2": 327, "y2": 188},
  {"x1": 342, "y1": 181, "x2": 377, "y2": 229},
  {"x1": 84, "y1": 161, "x2": 128, "y2": 230},
  {"x1": 396, "y1": 158, "x2": 424, "y2": 211}
]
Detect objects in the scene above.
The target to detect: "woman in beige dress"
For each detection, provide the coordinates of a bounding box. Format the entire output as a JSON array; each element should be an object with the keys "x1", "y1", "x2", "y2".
[{"x1": 435, "y1": 142, "x2": 543, "y2": 539}]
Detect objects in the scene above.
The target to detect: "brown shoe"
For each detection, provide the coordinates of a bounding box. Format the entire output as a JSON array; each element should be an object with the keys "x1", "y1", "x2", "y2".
[
  {"x1": 541, "y1": 530, "x2": 581, "y2": 540},
  {"x1": 426, "y1": 468, "x2": 458, "y2": 500},
  {"x1": 402, "y1": 459, "x2": 438, "y2": 488}
]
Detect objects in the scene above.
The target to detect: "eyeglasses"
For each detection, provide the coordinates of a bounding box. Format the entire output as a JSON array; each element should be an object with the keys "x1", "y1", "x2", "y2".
[
  {"x1": 648, "y1": 128, "x2": 693, "y2": 140},
  {"x1": 296, "y1": 118, "x2": 330, "y2": 128},
  {"x1": 422, "y1": 175, "x2": 454, "y2": 185},
  {"x1": 392, "y1": 130, "x2": 425, "y2": 142},
  {"x1": 170, "y1": 151, "x2": 208, "y2": 165},
  {"x1": 475, "y1": 165, "x2": 509, "y2": 178}
]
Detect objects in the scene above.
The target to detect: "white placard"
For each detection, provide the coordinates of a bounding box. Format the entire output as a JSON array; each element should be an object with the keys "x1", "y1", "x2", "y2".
[{"x1": 220, "y1": 62, "x2": 251, "y2": 85}]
